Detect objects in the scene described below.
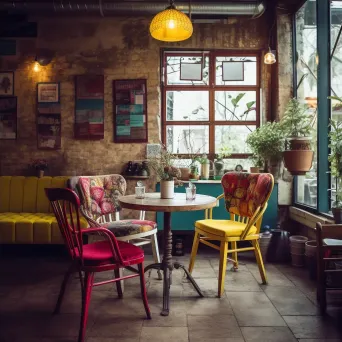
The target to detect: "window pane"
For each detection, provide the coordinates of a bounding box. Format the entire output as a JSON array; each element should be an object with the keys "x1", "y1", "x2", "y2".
[
  {"x1": 166, "y1": 91, "x2": 209, "y2": 121},
  {"x1": 215, "y1": 125, "x2": 256, "y2": 154},
  {"x1": 222, "y1": 158, "x2": 254, "y2": 172},
  {"x1": 215, "y1": 57, "x2": 257, "y2": 86},
  {"x1": 215, "y1": 91, "x2": 257, "y2": 121},
  {"x1": 166, "y1": 125, "x2": 209, "y2": 154},
  {"x1": 295, "y1": 0, "x2": 317, "y2": 207},
  {"x1": 166, "y1": 55, "x2": 209, "y2": 85}
]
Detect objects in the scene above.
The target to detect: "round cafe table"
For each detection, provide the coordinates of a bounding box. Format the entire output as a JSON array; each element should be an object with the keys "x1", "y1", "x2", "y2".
[{"x1": 119, "y1": 192, "x2": 217, "y2": 316}]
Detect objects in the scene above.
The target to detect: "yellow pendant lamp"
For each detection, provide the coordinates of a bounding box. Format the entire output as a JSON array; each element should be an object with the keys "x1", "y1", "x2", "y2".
[{"x1": 150, "y1": 0, "x2": 193, "y2": 42}]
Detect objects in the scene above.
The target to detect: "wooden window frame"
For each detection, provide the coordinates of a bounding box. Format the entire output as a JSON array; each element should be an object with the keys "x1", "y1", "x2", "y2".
[{"x1": 161, "y1": 49, "x2": 261, "y2": 160}]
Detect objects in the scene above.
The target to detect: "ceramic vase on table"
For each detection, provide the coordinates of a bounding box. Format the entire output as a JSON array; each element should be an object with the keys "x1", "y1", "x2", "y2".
[{"x1": 160, "y1": 180, "x2": 174, "y2": 199}]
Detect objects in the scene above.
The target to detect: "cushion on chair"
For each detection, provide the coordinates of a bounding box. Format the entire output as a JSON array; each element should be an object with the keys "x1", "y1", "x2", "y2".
[
  {"x1": 221, "y1": 172, "x2": 273, "y2": 218},
  {"x1": 195, "y1": 219, "x2": 257, "y2": 238},
  {"x1": 104, "y1": 219, "x2": 156, "y2": 237},
  {"x1": 78, "y1": 175, "x2": 127, "y2": 217},
  {"x1": 76, "y1": 240, "x2": 144, "y2": 265}
]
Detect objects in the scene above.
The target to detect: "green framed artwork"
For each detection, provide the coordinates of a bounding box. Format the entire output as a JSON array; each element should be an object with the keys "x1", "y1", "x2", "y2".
[{"x1": 113, "y1": 79, "x2": 148, "y2": 143}]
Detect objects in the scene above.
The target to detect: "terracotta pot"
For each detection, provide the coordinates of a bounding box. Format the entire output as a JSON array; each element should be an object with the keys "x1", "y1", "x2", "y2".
[
  {"x1": 179, "y1": 167, "x2": 190, "y2": 180},
  {"x1": 289, "y1": 138, "x2": 311, "y2": 150},
  {"x1": 38, "y1": 170, "x2": 44, "y2": 178},
  {"x1": 283, "y1": 150, "x2": 314, "y2": 175},
  {"x1": 160, "y1": 180, "x2": 174, "y2": 199},
  {"x1": 332, "y1": 207, "x2": 342, "y2": 224},
  {"x1": 250, "y1": 167, "x2": 260, "y2": 173}
]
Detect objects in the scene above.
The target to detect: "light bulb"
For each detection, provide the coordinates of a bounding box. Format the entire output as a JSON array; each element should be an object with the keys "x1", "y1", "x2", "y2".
[
  {"x1": 264, "y1": 50, "x2": 276, "y2": 65},
  {"x1": 33, "y1": 61, "x2": 40, "y2": 72},
  {"x1": 167, "y1": 19, "x2": 175, "y2": 29}
]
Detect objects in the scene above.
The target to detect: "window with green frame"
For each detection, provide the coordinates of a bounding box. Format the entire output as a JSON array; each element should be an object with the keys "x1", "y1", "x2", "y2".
[{"x1": 293, "y1": 0, "x2": 341, "y2": 214}]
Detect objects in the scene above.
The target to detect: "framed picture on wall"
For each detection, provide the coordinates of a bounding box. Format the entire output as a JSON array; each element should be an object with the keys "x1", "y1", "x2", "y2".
[
  {"x1": 0, "y1": 96, "x2": 17, "y2": 139},
  {"x1": 0, "y1": 71, "x2": 14, "y2": 96},
  {"x1": 74, "y1": 75, "x2": 104, "y2": 140},
  {"x1": 37, "y1": 82, "x2": 60, "y2": 103},
  {"x1": 113, "y1": 79, "x2": 148, "y2": 143}
]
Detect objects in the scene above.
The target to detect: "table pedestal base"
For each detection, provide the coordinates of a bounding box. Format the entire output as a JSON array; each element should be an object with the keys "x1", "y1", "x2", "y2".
[{"x1": 144, "y1": 261, "x2": 204, "y2": 316}]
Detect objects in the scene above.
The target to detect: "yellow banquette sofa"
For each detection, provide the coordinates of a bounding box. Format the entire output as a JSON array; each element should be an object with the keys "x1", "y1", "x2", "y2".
[{"x1": 0, "y1": 176, "x2": 88, "y2": 244}]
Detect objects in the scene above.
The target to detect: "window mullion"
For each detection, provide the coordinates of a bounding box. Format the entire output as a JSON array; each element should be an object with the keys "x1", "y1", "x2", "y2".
[{"x1": 316, "y1": 0, "x2": 331, "y2": 213}]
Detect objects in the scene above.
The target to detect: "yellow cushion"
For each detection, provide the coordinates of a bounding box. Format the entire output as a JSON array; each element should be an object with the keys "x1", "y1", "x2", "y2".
[
  {"x1": 0, "y1": 176, "x2": 11, "y2": 212},
  {"x1": 23, "y1": 177, "x2": 38, "y2": 212},
  {"x1": 195, "y1": 219, "x2": 257, "y2": 238},
  {"x1": 9, "y1": 176, "x2": 25, "y2": 213},
  {"x1": 36, "y1": 177, "x2": 53, "y2": 213},
  {"x1": 0, "y1": 212, "x2": 88, "y2": 244}
]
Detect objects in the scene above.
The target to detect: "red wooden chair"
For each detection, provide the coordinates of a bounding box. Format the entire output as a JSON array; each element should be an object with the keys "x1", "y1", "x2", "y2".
[{"x1": 45, "y1": 188, "x2": 151, "y2": 342}]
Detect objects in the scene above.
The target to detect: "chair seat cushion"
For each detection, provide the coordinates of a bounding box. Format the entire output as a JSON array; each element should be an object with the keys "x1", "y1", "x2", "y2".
[
  {"x1": 195, "y1": 219, "x2": 257, "y2": 238},
  {"x1": 104, "y1": 220, "x2": 156, "y2": 237},
  {"x1": 77, "y1": 240, "x2": 144, "y2": 266}
]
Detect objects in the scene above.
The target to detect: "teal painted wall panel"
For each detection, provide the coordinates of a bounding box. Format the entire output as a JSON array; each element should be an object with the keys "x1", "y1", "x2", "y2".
[{"x1": 156, "y1": 182, "x2": 278, "y2": 232}]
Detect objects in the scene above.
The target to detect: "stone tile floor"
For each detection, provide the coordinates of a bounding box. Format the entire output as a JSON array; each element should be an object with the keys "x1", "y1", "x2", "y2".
[{"x1": 1, "y1": 251, "x2": 342, "y2": 342}]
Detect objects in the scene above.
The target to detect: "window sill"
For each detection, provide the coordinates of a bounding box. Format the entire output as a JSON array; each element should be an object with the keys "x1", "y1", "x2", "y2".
[{"x1": 289, "y1": 206, "x2": 334, "y2": 229}]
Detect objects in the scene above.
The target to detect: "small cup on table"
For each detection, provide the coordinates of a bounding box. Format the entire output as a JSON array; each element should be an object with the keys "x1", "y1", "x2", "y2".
[
  {"x1": 135, "y1": 186, "x2": 145, "y2": 199},
  {"x1": 186, "y1": 186, "x2": 196, "y2": 200}
]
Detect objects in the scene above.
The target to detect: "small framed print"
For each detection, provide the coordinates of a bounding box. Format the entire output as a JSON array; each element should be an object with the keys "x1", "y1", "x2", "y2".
[
  {"x1": 180, "y1": 62, "x2": 203, "y2": 81},
  {"x1": 37, "y1": 82, "x2": 60, "y2": 103},
  {"x1": 0, "y1": 71, "x2": 14, "y2": 96},
  {"x1": 222, "y1": 61, "x2": 244, "y2": 81}
]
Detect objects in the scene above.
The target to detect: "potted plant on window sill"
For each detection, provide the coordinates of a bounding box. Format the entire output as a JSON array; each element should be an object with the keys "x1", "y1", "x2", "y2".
[
  {"x1": 328, "y1": 100, "x2": 342, "y2": 223},
  {"x1": 246, "y1": 121, "x2": 284, "y2": 178},
  {"x1": 148, "y1": 147, "x2": 182, "y2": 199},
  {"x1": 214, "y1": 146, "x2": 231, "y2": 180},
  {"x1": 280, "y1": 98, "x2": 314, "y2": 175}
]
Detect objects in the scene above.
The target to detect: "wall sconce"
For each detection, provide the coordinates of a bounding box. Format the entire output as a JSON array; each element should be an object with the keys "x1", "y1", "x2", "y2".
[
  {"x1": 264, "y1": 48, "x2": 276, "y2": 65},
  {"x1": 33, "y1": 50, "x2": 54, "y2": 72}
]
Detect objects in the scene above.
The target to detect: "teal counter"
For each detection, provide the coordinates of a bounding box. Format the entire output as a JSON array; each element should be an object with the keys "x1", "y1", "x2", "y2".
[{"x1": 156, "y1": 181, "x2": 278, "y2": 232}]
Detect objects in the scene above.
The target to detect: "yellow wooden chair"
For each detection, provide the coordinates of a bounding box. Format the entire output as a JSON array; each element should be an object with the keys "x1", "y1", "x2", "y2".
[{"x1": 188, "y1": 172, "x2": 274, "y2": 297}]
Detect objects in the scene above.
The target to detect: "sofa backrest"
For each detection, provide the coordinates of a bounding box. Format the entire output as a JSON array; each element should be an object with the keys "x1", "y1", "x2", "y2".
[{"x1": 0, "y1": 176, "x2": 69, "y2": 213}]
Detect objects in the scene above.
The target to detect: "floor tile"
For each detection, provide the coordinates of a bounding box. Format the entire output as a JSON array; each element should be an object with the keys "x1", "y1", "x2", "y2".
[
  {"x1": 143, "y1": 312, "x2": 187, "y2": 327},
  {"x1": 283, "y1": 316, "x2": 342, "y2": 339},
  {"x1": 264, "y1": 286, "x2": 319, "y2": 315},
  {"x1": 88, "y1": 316, "x2": 143, "y2": 338},
  {"x1": 188, "y1": 315, "x2": 243, "y2": 339},
  {"x1": 247, "y1": 263, "x2": 295, "y2": 287},
  {"x1": 224, "y1": 268, "x2": 262, "y2": 292},
  {"x1": 241, "y1": 327, "x2": 297, "y2": 342},
  {"x1": 298, "y1": 340, "x2": 342, "y2": 342},
  {"x1": 227, "y1": 292, "x2": 286, "y2": 327},
  {"x1": 140, "y1": 327, "x2": 188, "y2": 342},
  {"x1": 183, "y1": 298, "x2": 234, "y2": 315}
]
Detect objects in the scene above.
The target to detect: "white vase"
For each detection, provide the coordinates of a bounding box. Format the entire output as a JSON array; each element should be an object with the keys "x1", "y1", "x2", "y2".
[{"x1": 160, "y1": 180, "x2": 174, "y2": 199}]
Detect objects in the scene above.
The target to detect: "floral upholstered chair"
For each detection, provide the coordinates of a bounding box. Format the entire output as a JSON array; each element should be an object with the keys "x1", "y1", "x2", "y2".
[
  {"x1": 188, "y1": 172, "x2": 274, "y2": 297},
  {"x1": 68, "y1": 175, "x2": 161, "y2": 278}
]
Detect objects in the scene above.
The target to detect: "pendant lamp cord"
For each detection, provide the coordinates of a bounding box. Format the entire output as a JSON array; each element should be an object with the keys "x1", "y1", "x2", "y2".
[
  {"x1": 268, "y1": 19, "x2": 276, "y2": 50},
  {"x1": 189, "y1": 0, "x2": 192, "y2": 20},
  {"x1": 99, "y1": 0, "x2": 104, "y2": 17}
]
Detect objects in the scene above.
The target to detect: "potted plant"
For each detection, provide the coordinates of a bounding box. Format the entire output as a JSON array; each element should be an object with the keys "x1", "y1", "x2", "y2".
[
  {"x1": 249, "y1": 154, "x2": 264, "y2": 173},
  {"x1": 328, "y1": 97, "x2": 342, "y2": 222},
  {"x1": 148, "y1": 147, "x2": 181, "y2": 199},
  {"x1": 246, "y1": 122, "x2": 284, "y2": 177},
  {"x1": 31, "y1": 159, "x2": 48, "y2": 178},
  {"x1": 214, "y1": 146, "x2": 231, "y2": 179},
  {"x1": 280, "y1": 98, "x2": 314, "y2": 175}
]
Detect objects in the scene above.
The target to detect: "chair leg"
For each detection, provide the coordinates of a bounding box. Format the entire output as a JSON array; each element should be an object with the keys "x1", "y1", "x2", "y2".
[
  {"x1": 151, "y1": 232, "x2": 162, "y2": 280},
  {"x1": 218, "y1": 241, "x2": 228, "y2": 298},
  {"x1": 138, "y1": 263, "x2": 151, "y2": 319},
  {"x1": 253, "y1": 240, "x2": 267, "y2": 284},
  {"x1": 78, "y1": 272, "x2": 94, "y2": 342},
  {"x1": 231, "y1": 241, "x2": 238, "y2": 270},
  {"x1": 114, "y1": 269, "x2": 123, "y2": 299},
  {"x1": 189, "y1": 231, "x2": 200, "y2": 274},
  {"x1": 54, "y1": 264, "x2": 74, "y2": 314}
]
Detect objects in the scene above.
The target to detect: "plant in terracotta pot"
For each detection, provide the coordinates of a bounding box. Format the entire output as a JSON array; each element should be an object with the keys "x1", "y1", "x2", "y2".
[
  {"x1": 246, "y1": 121, "x2": 284, "y2": 177},
  {"x1": 280, "y1": 98, "x2": 314, "y2": 175},
  {"x1": 328, "y1": 117, "x2": 342, "y2": 223},
  {"x1": 31, "y1": 159, "x2": 48, "y2": 178},
  {"x1": 148, "y1": 147, "x2": 182, "y2": 199}
]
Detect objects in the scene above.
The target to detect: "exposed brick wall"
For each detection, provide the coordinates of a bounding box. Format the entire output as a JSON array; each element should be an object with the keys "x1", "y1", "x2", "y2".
[{"x1": 0, "y1": 15, "x2": 295, "y2": 219}]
